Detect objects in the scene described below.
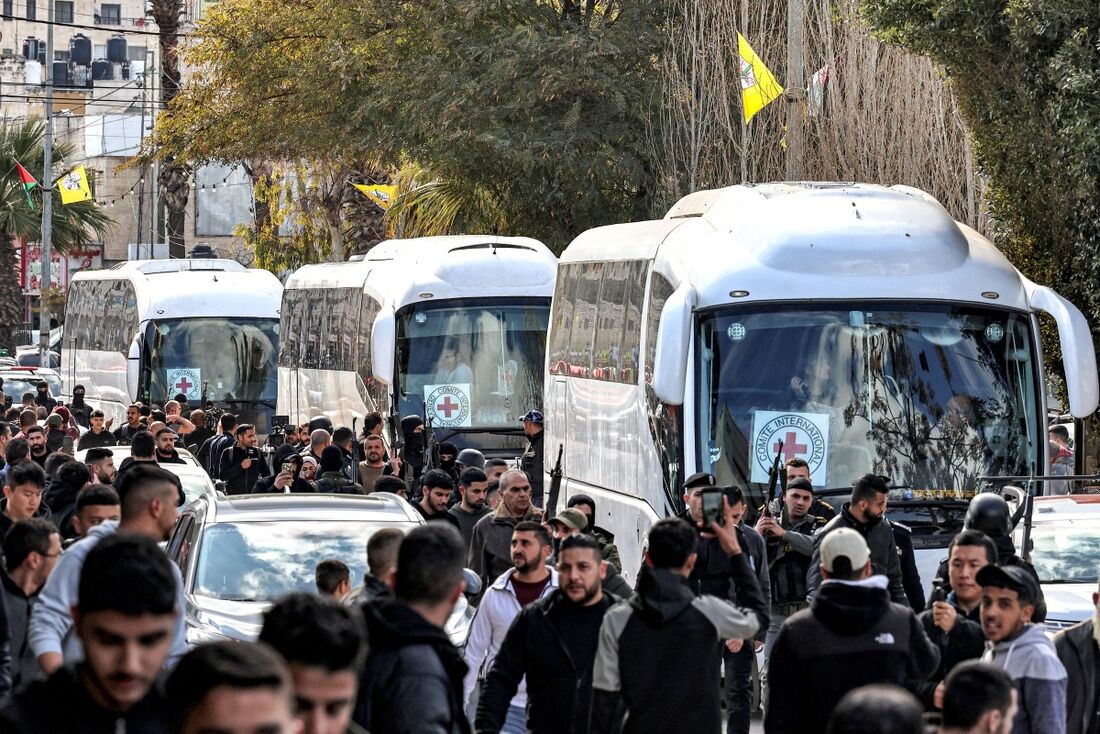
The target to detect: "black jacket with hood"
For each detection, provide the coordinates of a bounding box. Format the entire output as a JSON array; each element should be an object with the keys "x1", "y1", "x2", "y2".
[
  {"x1": 590, "y1": 560, "x2": 766, "y2": 734},
  {"x1": 765, "y1": 577, "x2": 940, "y2": 734},
  {"x1": 353, "y1": 598, "x2": 470, "y2": 734},
  {"x1": 806, "y1": 502, "x2": 908, "y2": 605}
]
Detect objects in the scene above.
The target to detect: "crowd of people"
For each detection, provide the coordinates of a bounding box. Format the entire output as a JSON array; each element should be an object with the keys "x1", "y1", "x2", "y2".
[{"x1": 0, "y1": 382, "x2": 1093, "y2": 734}]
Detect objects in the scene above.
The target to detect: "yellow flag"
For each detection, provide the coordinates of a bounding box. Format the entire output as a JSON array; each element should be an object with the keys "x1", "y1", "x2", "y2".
[
  {"x1": 738, "y1": 33, "x2": 784, "y2": 124},
  {"x1": 353, "y1": 183, "x2": 398, "y2": 210},
  {"x1": 57, "y1": 164, "x2": 92, "y2": 205}
]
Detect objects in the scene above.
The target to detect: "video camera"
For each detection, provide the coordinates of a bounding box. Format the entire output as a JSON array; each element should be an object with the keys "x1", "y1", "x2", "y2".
[{"x1": 266, "y1": 414, "x2": 291, "y2": 450}]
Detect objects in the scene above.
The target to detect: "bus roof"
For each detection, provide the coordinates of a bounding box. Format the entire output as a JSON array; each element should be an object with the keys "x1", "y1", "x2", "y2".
[
  {"x1": 561, "y1": 182, "x2": 1031, "y2": 311},
  {"x1": 71, "y1": 260, "x2": 282, "y2": 320},
  {"x1": 285, "y1": 235, "x2": 558, "y2": 308}
]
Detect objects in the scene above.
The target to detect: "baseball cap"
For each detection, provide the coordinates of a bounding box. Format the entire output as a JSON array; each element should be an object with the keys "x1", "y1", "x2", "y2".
[
  {"x1": 976, "y1": 564, "x2": 1040, "y2": 606},
  {"x1": 520, "y1": 410, "x2": 543, "y2": 426},
  {"x1": 820, "y1": 528, "x2": 870, "y2": 574},
  {"x1": 548, "y1": 507, "x2": 587, "y2": 531},
  {"x1": 786, "y1": 477, "x2": 814, "y2": 494},
  {"x1": 683, "y1": 472, "x2": 717, "y2": 490}
]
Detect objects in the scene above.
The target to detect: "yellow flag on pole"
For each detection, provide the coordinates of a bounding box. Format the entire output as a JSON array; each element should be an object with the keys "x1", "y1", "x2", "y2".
[
  {"x1": 57, "y1": 164, "x2": 92, "y2": 205},
  {"x1": 738, "y1": 33, "x2": 784, "y2": 124},
  {"x1": 352, "y1": 183, "x2": 398, "y2": 210}
]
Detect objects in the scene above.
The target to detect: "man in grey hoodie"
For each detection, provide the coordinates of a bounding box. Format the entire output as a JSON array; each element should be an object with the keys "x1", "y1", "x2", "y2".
[{"x1": 978, "y1": 564, "x2": 1067, "y2": 734}]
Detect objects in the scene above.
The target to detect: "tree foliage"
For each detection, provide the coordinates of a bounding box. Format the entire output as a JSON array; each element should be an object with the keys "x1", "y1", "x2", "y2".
[{"x1": 862, "y1": 0, "x2": 1100, "y2": 343}]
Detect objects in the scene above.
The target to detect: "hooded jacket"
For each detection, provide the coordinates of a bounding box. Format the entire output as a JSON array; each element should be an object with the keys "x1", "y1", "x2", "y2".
[
  {"x1": 590, "y1": 562, "x2": 764, "y2": 734},
  {"x1": 765, "y1": 576, "x2": 940, "y2": 734},
  {"x1": 354, "y1": 599, "x2": 471, "y2": 734},
  {"x1": 476, "y1": 588, "x2": 617, "y2": 734},
  {"x1": 314, "y1": 470, "x2": 364, "y2": 495},
  {"x1": 42, "y1": 469, "x2": 86, "y2": 539},
  {"x1": 467, "y1": 503, "x2": 541, "y2": 590},
  {"x1": 982, "y1": 624, "x2": 1068, "y2": 734},
  {"x1": 1054, "y1": 618, "x2": 1098, "y2": 734},
  {"x1": 462, "y1": 566, "x2": 559, "y2": 712},
  {"x1": 219, "y1": 444, "x2": 270, "y2": 495},
  {"x1": 806, "y1": 502, "x2": 908, "y2": 605}
]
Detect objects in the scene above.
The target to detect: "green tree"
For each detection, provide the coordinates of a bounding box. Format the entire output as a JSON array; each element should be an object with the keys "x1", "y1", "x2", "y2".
[
  {"x1": 862, "y1": 0, "x2": 1100, "y2": 347},
  {"x1": 0, "y1": 120, "x2": 113, "y2": 352}
]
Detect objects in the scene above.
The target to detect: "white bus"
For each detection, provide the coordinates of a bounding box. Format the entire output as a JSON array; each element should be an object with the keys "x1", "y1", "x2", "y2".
[
  {"x1": 545, "y1": 182, "x2": 1099, "y2": 581},
  {"x1": 63, "y1": 259, "x2": 283, "y2": 432},
  {"x1": 278, "y1": 235, "x2": 557, "y2": 456}
]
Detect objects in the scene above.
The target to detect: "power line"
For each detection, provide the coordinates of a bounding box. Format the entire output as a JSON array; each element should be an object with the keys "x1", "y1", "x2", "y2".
[{"x1": 2, "y1": 14, "x2": 184, "y2": 38}]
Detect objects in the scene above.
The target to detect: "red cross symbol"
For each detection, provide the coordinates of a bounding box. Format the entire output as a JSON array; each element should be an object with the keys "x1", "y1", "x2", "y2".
[
  {"x1": 774, "y1": 431, "x2": 807, "y2": 461},
  {"x1": 175, "y1": 375, "x2": 194, "y2": 393},
  {"x1": 436, "y1": 396, "x2": 460, "y2": 418}
]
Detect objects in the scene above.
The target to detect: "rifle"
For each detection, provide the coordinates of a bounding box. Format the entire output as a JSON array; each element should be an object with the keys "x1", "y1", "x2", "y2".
[
  {"x1": 762, "y1": 440, "x2": 784, "y2": 518},
  {"x1": 545, "y1": 443, "x2": 564, "y2": 516},
  {"x1": 422, "y1": 400, "x2": 437, "y2": 471},
  {"x1": 388, "y1": 407, "x2": 411, "y2": 484}
]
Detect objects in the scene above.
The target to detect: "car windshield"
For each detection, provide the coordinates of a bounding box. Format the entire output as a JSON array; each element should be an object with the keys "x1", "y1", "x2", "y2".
[
  {"x1": 144, "y1": 318, "x2": 279, "y2": 404},
  {"x1": 1029, "y1": 517, "x2": 1100, "y2": 583},
  {"x1": 194, "y1": 520, "x2": 413, "y2": 601},
  {"x1": 396, "y1": 299, "x2": 549, "y2": 428},
  {"x1": 696, "y1": 304, "x2": 1040, "y2": 507},
  {"x1": 1, "y1": 374, "x2": 60, "y2": 402}
]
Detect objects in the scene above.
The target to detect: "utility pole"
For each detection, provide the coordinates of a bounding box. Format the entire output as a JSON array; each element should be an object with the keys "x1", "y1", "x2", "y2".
[
  {"x1": 38, "y1": 0, "x2": 55, "y2": 365},
  {"x1": 136, "y1": 45, "x2": 147, "y2": 258},
  {"x1": 785, "y1": 0, "x2": 805, "y2": 181}
]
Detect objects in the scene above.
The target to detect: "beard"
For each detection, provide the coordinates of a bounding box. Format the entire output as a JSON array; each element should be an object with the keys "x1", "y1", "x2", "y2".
[{"x1": 565, "y1": 579, "x2": 601, "y2": 605}]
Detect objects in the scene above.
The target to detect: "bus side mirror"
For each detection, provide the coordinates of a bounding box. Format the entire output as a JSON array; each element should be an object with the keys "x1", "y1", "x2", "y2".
[
  {"x1": 371, "y1": 307, "x2": 396, "y2": 386},
  {"x1": 652, "y1": 284, "x2": 696, "y2": 406},
  {"x1": 126, "y1": 334, "x2": 143, "y2": 402},
  {"x1": 1026, "y1": 282, "x2": 1099, "y2": 418}
]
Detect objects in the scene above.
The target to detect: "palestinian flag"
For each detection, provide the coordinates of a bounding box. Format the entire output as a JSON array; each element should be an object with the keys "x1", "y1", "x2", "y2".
[{"x1": 15, "y1": 162, "x2": 37, "y2": 209}]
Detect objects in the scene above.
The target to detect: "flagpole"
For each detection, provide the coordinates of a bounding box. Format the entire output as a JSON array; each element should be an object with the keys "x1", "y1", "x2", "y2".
[
  {"x1": 739, "y1": 1, "x2": 749, "y2": 184},
  {"x1": 39, "y1": 0, "x2": 54, "y2": 366}
]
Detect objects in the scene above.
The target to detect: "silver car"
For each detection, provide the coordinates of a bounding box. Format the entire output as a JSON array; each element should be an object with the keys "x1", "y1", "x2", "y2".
[{"x1": 166, "y1": 492, "x2": 475, "y2": 646}]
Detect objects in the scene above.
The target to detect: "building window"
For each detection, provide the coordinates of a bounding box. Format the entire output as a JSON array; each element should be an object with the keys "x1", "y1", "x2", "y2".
[
  {"x1": 2, "y1": 0, "x2": 12, "y2": 18},
  {"x1": 99, "y1": 3, "x2": 119, "y2": 24},
  {"x1": 25, "y1": 0, "x2": 34, "y2": 21},
  {"x1": 54, "y1": 0, "x2": 72, "y2": 22}
]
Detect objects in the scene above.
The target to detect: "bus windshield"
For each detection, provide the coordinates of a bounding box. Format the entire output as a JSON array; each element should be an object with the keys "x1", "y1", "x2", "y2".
[
  {"x1": 695, "y1": 304, "x2": 1040, "y2": 505},
  {"x1": 144, "y1": 318, "x2": 279, "y2": 404},
  {"x1": 396, "y1": 299, "x2": 550, "y2": 429}
]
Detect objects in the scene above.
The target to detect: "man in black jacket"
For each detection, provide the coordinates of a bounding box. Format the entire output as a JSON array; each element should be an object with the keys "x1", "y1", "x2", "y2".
[
  {"x1": 765, "y1": 527, "x2": 939, "y2": 734},
  {"x1": 0, "y1": 534, "x2": 176, "y2": 732},
  {"x1": 477, "y1": 533, "x2": 615, "y2": 734},
  {"x1": 354, "y1": 523, "x2": 471, "y2": 734},
  {"x1": 806, "y1": 473, "x2": 908, "y2": 605},
  {"x1": 198, "y1": 413, "x2": 236, "y2": 477},
  {"x1": 910, "y1": 529, "x2": 993, "y2": 709},
  {"x1": 42, "y1": 460, "x2": 91, "y2": 539},
  {"x1": 1054, "y1": 582, "x2": 1100, "y2": 734},
  {"x1": 590, "y1": 515, "x2": 767, "y2": 734},
  {"x1": 76, "y1": 410, "x2": 114, "y2": 450},
  {"x1": 219, "y1": 423, "x2": 270, "y2": 495}
]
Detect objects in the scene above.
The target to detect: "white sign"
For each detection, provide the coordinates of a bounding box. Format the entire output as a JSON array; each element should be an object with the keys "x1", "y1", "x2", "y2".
[
  {"x1": 750, "y1": 410, "x2": 830, "y2": 486},
  {"x1": 167, "y1": 368, "x2": 202, "y2": 402},
  {"x1": 424, "y1": 383, "x2": 473, "y2": 428}
]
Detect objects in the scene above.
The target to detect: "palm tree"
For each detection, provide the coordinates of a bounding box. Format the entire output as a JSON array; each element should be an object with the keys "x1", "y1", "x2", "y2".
[{"x1": 0, "y1": 119, "x2": 114, "y2": 353}]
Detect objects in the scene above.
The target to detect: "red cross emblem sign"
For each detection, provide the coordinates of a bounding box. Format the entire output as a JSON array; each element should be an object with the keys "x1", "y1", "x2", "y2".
[
  {"x1": 749, "y1": 410, "x2": 830, "y2": 486},
  {"x1": 424, "y1": 383, "x2": 472, "y2": 428},
  {"x1": 166, "y1": 368, "x2": 202, "y2": 401}
]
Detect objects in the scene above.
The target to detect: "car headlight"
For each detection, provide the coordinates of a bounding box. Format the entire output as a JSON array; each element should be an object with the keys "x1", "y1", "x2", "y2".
[{"x1": 186, "y1": 622, "x2": 233, "y2": 645}]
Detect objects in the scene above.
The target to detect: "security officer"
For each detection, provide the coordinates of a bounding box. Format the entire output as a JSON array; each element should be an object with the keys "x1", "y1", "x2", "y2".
[
  {"x1": 929, "y1": 492, "x2": 1046, "y2": 622},
  {"x1": 754, "y1": 477, "x2": 828, "y2": 663},
  {"x1": 519, "y1": 410, "x2": 544, "y2": 507}
]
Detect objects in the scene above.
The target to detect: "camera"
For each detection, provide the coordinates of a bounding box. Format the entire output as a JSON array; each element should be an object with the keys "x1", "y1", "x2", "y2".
[{"x1": 265, "y1": 415, "x2": 291, "y2": 450}]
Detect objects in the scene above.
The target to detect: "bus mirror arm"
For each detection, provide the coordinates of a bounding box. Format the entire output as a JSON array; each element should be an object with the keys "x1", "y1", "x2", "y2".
[
  {"x1": 371, "y1": 308, "x2": 396, "y2": 386},
  {"x1": 652, "y1": 284, "x2": 697, "y2": 406},
  {"x1": 1025, "y1": 281, "x2": 1099, "y2": 417},
  {"x1": 125, "y1": 333, "x2": 144, "y2": 403}
]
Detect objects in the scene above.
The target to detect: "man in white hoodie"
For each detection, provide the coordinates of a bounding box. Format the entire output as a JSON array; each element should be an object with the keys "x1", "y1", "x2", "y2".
[
  {"x1": 463, "y1": 521, "x2": 558, "y2": 733},
  {"x1": 978, "y1": 564, "x2": 1067, "y2": 734}
]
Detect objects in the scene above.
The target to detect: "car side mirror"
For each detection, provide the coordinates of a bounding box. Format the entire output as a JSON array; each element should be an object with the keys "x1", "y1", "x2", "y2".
[
  {"x1": 1025, "y1": 281, "x2": 1099, "y2": 417},
  {"x1": 126, "y1": 333, "x2": 143, "y2": 402},
  {"x1": 371, "y1": 307, "x2": 396, "y2": 386}
]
